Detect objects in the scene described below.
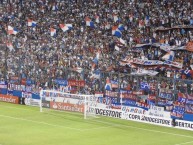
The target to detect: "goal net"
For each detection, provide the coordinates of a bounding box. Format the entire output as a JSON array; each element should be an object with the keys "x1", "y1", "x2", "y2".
[{"x1": 39, "y1": 90, "x2": 98, "y2": 119}]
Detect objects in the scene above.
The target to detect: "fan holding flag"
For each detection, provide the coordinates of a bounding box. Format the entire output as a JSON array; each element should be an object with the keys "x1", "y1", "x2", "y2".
[
  {"x1": 85, "y1": 17, "x2": 95, "y2": 28},
  {"x1": 59, "y1": 24, "x2": 73, "y2": 32},
  {"x1": 7, "y1": 26, "x2": 18, "y2": 35},
  {"x1": 50, "y1": 28, "x2": 56, "y2": 37},
  {"x1": 112, "y1": 26, "x2": 122, "y2": 38},
  {"x1": 27, "y1": 19, "x2": 37, "y2": 27}
]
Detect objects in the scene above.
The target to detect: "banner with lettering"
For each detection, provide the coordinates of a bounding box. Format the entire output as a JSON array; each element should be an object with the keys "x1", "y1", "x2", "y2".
[
  {"x1": 171, "y1": 104, "x2": 185, "y2": 119},
  {"x1": 178, "y1": 93, "x2": 187, "y2": 105},
  {"x1": 159, "y1": 89, "x2": 173, "y2": 100},
  {"x1": 10, "y1": 76, "x2": 19, "y2": 84},
  {"x1": 68, "y1": 80, "x2": 85, "y2": 87},
  {"x1": 157, "y1": 98, "x2": 167, "y2": 106},
  {"x1": 0, "y1": 81, "x2": 7, "y2": 89},
  {"x1": 54, "y1": 79, "x2": 68, "y2": 86}
]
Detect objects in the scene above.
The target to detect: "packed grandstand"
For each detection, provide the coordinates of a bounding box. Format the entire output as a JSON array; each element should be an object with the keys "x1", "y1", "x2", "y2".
[{"x1": 0, "y1": 0, "x2": 193, "y2": 125}]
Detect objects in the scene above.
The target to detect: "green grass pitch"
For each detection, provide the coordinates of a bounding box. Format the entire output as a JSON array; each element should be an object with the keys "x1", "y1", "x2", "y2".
[{"x1": 0, "y1": 102, "x2": 193, "y2": 145}]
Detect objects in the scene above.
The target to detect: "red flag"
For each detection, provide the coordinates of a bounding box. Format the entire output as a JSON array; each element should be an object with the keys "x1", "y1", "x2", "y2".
[{"x1": 186, "y1": 41, "x2": 193, "y2": 52}]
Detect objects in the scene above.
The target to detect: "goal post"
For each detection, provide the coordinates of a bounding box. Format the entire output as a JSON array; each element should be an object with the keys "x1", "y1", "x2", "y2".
[{"x1": 39, "y1": 89, "x2": 98, "y2": 119}]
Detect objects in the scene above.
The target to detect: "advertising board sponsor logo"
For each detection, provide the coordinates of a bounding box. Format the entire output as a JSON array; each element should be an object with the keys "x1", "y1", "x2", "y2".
[
  {"x1": 121, "y1": 112, "x2": 171, "y2": 127},
  {"x1": 95, "y1": 108, "x2": 122, "y2": 118},
  {"x1": 175, "y1": 120, "x2": 193, "y2": 131},
  {"x1": 121, "y1": 106, "x2": 146, "y2": 115},
  {"x1": 0, "y1": 94, "x2": 19, "y2": 104},
  {"x1": 50, "y1": 102, "x2": 84, "y2": 113}
]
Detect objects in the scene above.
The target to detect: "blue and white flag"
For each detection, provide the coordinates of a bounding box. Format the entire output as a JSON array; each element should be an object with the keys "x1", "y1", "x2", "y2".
[{"x1": 140, "y1": 82, "x2": 150, "y2": 90}]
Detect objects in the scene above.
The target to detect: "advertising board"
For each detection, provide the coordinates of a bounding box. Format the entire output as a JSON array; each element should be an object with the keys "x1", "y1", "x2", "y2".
[
  {"x1": 0, "y1": 94, "x2": 19, "y2": 104},
  {"x1": 50, "y1": 102, "x2": 84, "y2": 113},
  {"x1": 121, "y1": 111, "x2": 172, "y2": 127}
]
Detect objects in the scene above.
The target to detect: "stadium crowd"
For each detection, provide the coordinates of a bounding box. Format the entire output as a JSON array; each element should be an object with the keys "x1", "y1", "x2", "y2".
[{"x1": 0, "y1": 0, "x2": 193, "y2": 93}]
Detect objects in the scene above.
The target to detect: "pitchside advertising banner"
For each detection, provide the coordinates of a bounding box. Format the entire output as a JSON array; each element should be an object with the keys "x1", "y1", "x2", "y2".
[
  {"x1": 50, "y1": 102, "x2": 84, "y2": 113},
  {"x1": 121, "y1": 109, "x2": 172, "y2": 127},
  {"x1": 95, "y1": 108, "x2": 122, "y2": 118},
  {"x1": 175, "y1": 119, "x2": 193, "y2": 131},
  {"x1": 0, "y1": 94, "x2": 19, "y2": 104}
]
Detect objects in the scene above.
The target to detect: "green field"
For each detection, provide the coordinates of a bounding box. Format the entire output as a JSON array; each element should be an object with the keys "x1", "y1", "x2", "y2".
[{"x1": 0, "y1": 102, "x2": 193, "y2": 145}]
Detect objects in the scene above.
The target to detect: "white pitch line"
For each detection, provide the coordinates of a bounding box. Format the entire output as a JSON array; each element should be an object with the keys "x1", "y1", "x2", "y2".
[
  {"x1": 175, "y1": 141, "x2": 193, "y2": 145},
  {"x1": 82, "y1": 125, "x2": 113, "y2": 131},
  {"x1": 0, "y1": 114, "x2": 82, "y2": 131},
  {"x1": 90, "y1": 119, "x2": 193, "y2": 139}
]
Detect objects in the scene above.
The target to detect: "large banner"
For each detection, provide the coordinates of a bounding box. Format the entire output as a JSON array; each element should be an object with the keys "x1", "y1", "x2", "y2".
[{"x1": 0, "y1": 94, "x2": 19, "y2": 104}]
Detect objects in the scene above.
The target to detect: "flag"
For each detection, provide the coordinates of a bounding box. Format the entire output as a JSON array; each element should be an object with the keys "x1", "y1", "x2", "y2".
[
  {"x1": 111, "y1": 80, "x2": 118, "y2": 88},
  {"x1": 118, "y1": 24, "x2": 124, "y2": 31},
  {"x1": 92, "y1": 56, "x2": 98, "y2": 65},
  {"x1": 7, "y1": 26, "x2": 18, "y2": 35},
  {"x1": 6, "y1": 42, "x2": 14, "y2": 51},
  {"x1": 145, "y1": 16, "x2": 150, "y2": 25},
  {"x1": 105, "y1": 78, "x2": 112, "y2": 91},
  {"x1": 112, "y1": 26, "x2": 122, "y2": 38},
  {"x1": 178, "y1": 93, "x2": 187, "y2": 104},
  {"x1": 113, "y1": 14, "x2": 119, "y2": 22},
  {"x1": 115, "y1": 39, "x2": 125, "y2": 48},
  {"x1": 59, "y1": 24, "x2": 73, "y2": 32},
  {"x1": 186, "y1": 41, "x2": 193, "y2": 52},
  {"x1": 50, "y1": 28, "x2": 56, "y2": 37},
  {"x1": 85, "y1": 17, "x2": 94, "y2": 28},
  {"x1": 91, "y1": 63, "x2": 96, "y2": 71},
  {"x1": 131, "y1": 68, "x2": 158, "y2": 76},
  {"x1": 162, "y1": 51, "x2": 175, "y2": 61},
  {"x1": 95, "y1": 15, "x2": 99, "y2": 23},
  {"x1": 91, "y1": 70, "x2": 101, "y2": 79},
  {"x1": 27, "y1": 19, "x2": 37, "y2": 27},
  {"x1": 184, "y1": 69, "x2": 191, "y2": 77},
  {"x1": 140, "y1": 82, "x2": 150, "y2": 90},
  {"x1": 119, "y1": 38, "x2": 126, "y2": 46}
]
